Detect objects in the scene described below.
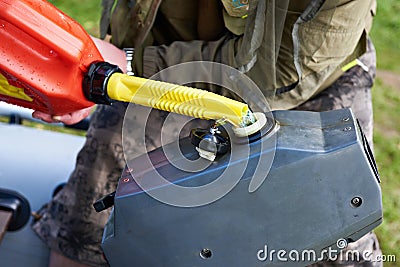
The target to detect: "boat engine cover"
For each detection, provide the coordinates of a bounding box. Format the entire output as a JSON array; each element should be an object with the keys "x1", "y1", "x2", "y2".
[{"x1": 102, "y1": 109, "x2": 382, "y2": 266}]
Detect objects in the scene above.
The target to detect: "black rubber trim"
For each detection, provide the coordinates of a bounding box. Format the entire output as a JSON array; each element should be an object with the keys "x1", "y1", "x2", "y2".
[{"x1": 0, "y1": 188, "x2": 31, "y2": 231}]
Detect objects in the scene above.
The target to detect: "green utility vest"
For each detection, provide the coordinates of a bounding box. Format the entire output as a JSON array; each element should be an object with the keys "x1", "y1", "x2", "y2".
[{"x1": 100, "y1": 0, "x2": 376, "y2": 110}]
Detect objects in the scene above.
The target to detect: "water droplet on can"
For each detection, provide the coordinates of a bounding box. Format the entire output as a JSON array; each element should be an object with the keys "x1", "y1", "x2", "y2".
[{"x1": 49, "y1": 50, "x2": 57, "y2": 56}]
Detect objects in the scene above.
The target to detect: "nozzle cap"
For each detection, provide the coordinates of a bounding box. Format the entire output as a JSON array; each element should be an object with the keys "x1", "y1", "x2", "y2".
[{"x1": 83, "y1": 62, "x2": 122, "y2": 105}]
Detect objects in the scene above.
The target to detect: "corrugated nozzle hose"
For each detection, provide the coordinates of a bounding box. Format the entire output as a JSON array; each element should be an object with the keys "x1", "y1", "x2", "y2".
[{"x1": 83, "y1": 62, "x2": 256, "y2": 128}]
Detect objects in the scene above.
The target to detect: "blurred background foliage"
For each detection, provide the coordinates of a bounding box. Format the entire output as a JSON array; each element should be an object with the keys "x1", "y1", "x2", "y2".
[
  {"x1": 48, "y1": 0, "x2": 101, "y2": 36},
  {"x1": 369, "y1": 0, "x2": 400, "y2": 265},
  {"x1": 49, "y1": 0, "x2": 400, "y2": 265}
]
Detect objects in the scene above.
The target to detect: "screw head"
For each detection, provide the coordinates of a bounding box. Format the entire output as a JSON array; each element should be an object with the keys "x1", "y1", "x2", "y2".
[
  {"x1": 351, "y1": 196, "x2": 362, "y2": 207},
  {"x1": 200, "y1": 248, "x2": 212, "y2": 259}
]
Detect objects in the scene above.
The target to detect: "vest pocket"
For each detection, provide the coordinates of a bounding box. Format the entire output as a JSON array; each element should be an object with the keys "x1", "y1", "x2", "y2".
[{"x1": 297, "y1": 0, "x2": 370, "y2": 72}]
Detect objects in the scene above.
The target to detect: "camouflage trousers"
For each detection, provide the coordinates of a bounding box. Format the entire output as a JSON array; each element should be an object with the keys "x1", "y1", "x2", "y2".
[{"x1": 31, "y1": 41, "x2": 382, "y2": 267}]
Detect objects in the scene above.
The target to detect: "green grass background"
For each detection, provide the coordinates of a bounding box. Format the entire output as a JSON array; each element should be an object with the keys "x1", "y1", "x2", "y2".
[
  {"x1": 49, "y1": 0, "x2": 400, "y2": 265},
  {"x1": 367, "y1": 0, "x2": 400, "y2": 265}
]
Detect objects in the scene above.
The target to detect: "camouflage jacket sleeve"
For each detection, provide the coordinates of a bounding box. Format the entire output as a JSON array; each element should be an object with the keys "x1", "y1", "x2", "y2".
[{"x1": 103, "y1": 0, "x2": 376, "y2": 109}]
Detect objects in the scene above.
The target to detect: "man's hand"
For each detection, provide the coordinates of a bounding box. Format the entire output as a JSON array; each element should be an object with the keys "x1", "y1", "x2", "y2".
[
  {"x1": 91, "y1": 37, "x2": 127, "y2": 73},
  {"x1": 32, "y1": 106, "x2": 93, "y2": 125}
]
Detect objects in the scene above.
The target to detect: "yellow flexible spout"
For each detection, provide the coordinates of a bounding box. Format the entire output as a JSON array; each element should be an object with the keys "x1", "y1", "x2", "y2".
[{"x1": 106, "y1": 73, "x2": 252, "y2": 127}]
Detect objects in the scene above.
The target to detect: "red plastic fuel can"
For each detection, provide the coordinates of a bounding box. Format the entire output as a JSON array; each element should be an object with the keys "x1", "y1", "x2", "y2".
[{"x1": 0, "y1": 0, "x2": 103, "y2": 114}]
